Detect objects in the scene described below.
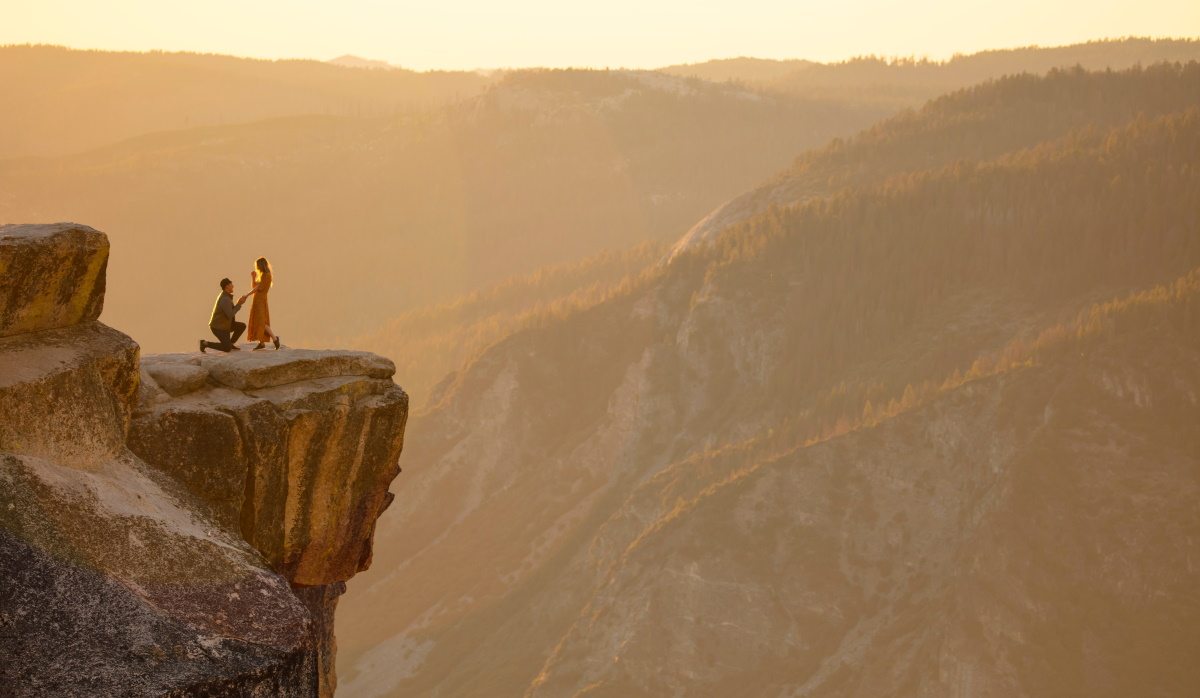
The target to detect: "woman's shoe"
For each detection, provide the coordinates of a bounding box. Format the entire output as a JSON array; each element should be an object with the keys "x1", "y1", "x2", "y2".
[
  {"x1": 254, "y1": 342, "x2": 267, "y2": 350},
  {"x1": 273, "y1": 336, "x2": 281, "y2": 350}
]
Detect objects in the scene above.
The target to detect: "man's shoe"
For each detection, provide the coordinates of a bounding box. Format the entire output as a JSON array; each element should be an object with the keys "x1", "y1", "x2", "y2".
[
  {"x1": 199, "y1": 340, "x2": 206, "y2": 353},
  {"x1": 273, "y1": 336, "x2": 281, "y2": 350},
  {"x1": 230, "y1": 345, "x2": 242, "y2": 351}
]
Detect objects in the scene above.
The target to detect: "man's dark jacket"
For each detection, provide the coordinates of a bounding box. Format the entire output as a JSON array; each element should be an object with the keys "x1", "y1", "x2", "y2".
[{"x1": 209, "y1": 291, "x2": 243, "y2": 331}]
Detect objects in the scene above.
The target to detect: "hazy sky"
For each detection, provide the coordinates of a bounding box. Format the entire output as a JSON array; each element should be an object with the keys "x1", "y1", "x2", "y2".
[{"x1": 3, "y1": 0, "x2": 1197, "y2": 71}]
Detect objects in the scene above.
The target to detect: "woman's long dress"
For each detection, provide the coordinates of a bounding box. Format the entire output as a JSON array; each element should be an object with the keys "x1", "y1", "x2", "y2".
[{"x1": 247, "y1": 271, "x2": 272, "y2": 342}]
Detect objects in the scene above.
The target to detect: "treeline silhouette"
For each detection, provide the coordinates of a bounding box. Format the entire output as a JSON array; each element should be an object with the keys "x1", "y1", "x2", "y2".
[
  {"x1": 783, "y1": 62, "x2": 1200, "y2": 193},
  {"x1": 667, "y1": 38, "x2": 1200, "y2": 109},
  {"x1": 658, "y1": 57, "x2": 815, "y2": 83},
  {"x1": 667, "y1": 61, "x2": 1200, "y2": 264}
]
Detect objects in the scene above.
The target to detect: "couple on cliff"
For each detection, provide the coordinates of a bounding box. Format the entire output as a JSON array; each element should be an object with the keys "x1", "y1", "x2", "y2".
[{"x1": 200, "y1": 257, "x2": 281, "y2": 353}]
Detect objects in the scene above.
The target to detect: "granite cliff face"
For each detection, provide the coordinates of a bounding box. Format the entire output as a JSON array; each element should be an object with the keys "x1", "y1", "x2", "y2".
[
  {"x1": 131, "y1": 349, "x2": 406, "y2": 587},
  {"x1": 0, "y1": 223, "x2": 408, "y2": 697}
]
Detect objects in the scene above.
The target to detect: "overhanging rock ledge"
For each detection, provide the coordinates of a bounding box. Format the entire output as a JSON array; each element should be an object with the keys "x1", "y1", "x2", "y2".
[{"x1": 0, "y1": 223, "x2": 408, "y2": 698}]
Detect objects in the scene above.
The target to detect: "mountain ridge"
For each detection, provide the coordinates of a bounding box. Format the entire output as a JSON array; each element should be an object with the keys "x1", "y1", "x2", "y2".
[
  {"x1": 335, "y1": 65, "x2": 1200, "y2": 697},
  {"x1": 0, "y1": 66, "x2": 893, "y2": 353}
]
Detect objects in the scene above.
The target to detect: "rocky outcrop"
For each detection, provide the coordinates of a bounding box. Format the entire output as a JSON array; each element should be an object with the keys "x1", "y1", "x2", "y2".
[
  {"x1": 0, "y1": 223, "x2": 108, "y2": 338},
  {"x1": 130, "y1": 351, "x2": 407, "y2": 587},
  {"x1": 0, "y1": 454, "x2": 312, "y2": 696},
  {"x1": 0, "y1": 321, "x2": 138, "y2": 468},
  {"x1": 0, "y1": 224, "x2": 407, "y2": 697}
]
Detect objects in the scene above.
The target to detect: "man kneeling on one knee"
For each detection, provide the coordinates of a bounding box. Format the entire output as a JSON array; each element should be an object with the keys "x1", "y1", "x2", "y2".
[{"x1": 201, "y1": 277, "x2": 250, "y2": 353}]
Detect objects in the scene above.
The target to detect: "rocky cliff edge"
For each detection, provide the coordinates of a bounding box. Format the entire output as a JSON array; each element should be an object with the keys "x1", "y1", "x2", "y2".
[{"x1": 0, "y1": 223, "x2": 408, "y2": 697}]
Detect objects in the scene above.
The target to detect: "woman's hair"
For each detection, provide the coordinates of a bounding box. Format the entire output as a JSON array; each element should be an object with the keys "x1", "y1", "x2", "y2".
[{"x1": 256, "y1": 257, "x2": 272, "y2": 275}]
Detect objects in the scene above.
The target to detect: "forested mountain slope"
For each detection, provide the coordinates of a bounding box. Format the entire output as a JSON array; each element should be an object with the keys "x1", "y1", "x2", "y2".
[
  {"x1": 664, "y1": 37, "x2": 1200, "y2": 107},
  {"x1": 335, "y1": 67, "x2": 1200, "y2": 698},
  {"x1": 531, "y1": 287, "x2": 1200, "y2": 697},
  {"x1": 672, "y1": 62, "x2": 1200, "y2": 257},
  {"x1": 350, "y1": 241, "x2": 665, "y2": 406},
  {"x1": 344, "y1": 59, "x2": 1200, "y2": 412}
]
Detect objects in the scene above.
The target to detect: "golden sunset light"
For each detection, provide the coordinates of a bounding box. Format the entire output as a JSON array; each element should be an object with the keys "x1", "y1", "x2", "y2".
[
  {"x1": 2, "y1": 3, "x2": 1199, "y2": 697},
  {"x1": 2, "y1": 0, "x2": 1196, "y2": 69}
]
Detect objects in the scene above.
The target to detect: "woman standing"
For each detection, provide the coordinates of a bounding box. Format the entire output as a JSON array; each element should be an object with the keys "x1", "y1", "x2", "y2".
[{"x1": 247, "y1": 256, "x2": 281, "y2": 350}]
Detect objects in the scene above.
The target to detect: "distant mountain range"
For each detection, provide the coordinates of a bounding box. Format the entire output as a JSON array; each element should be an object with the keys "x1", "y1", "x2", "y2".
[
  {"x1": 666, "y1": 38, "x2": 1200, "y2": 108},
  {"x1": 659, "y1": 56, "x2": 816, "y2": 82},
  {"x1": 0, "y1": 61, "x2": 896, "y2": 352},
  {"x1": 327, "y1": 54, "x2": 399, "y2": 70},
  {"x1": 4, "y1": 42, "x2": 1196, "y2": 359},
  {"x1": 0, "y1": 45, "x2": 491, "y2": 159}
]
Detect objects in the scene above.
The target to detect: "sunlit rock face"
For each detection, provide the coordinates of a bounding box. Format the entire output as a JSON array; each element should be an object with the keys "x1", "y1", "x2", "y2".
[
  {"x1": 0, "y1": 224, "x2": 407, "y2": 697},
  {"x1": 130, "y1": 351, "x2": 408, "y2": 586},
  {"x1": 0, "y1": 223, "x2": 108, "y2": 338},
  {"x1": 0, "y1": 321, "x2": 138, "y2": 468}
]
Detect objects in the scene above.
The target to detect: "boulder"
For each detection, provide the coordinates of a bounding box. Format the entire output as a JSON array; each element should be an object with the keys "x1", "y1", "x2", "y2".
[
  {"x1": 247, "y1": 375, "x2": 394, "y2": 412},
  {"x1": 0, "y1": 453, "x2": 311, "y2": 696},
  {"x1": 199, "y1": 348, "x2": 395, "y2": 390},
  {"x1": 0, "y1": 321, "x2": 139, "y2": 469},
  {"x1": 138, "y1": 367, "x2": 171, "y2": 408},
  {"x1": 127, "y1": 405, "x2": 252, "y2": 527},
  {"x1": 128, "y1": 350, "x2": 408, "y2": 694},
  {"x1": 145, "y1": 361, "x2": 211, "y2": 397},
  {"x1": 0, "y1": 223, "x2": 108, "y2": 338},
  {"x1": 265, "y1": 387, "x2": 407, "y2": 584},
  {"x1": 1, "y1": 223, "x2": 409, "y2": 696}
]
